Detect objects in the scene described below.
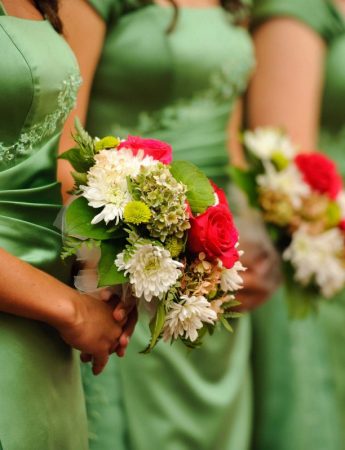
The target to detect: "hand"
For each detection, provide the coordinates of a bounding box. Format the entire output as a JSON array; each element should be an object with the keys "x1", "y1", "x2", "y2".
[
  {"x1": 108, "y1": 290, "x2": 138, "y2": 357},
  {"x1": 57, "y1": 293, "x2": 123, "y2": 375}
]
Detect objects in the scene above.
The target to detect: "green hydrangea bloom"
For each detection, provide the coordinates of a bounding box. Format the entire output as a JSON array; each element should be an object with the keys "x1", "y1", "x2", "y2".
[
  {"x1": 165, "y1": 236, "x2": 184, "y2": 258},
  {"x1": 132, "y1": 163, "x2": 190, "y2": 241}
]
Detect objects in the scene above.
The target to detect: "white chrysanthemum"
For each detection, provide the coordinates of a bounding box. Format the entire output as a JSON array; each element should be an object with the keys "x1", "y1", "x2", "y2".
[
  {"x1": 81, "y1": 148, "x2": 156, "y2": 225},
  {"x1": 258, "y1": 161, "x2": 310, "y2": 208},
  {"x1": 163, "y1": 295, "x2": 217, "y2": 342},
  {"x1": 283, "y1": 228, "x2": 345, "y2": 298},
  {"x1": 115, "y1": 243, "x2": 183, "y2": 302},
  {"x1": 221, "y1": 260, "x2": 246, "y2": 292},
  {"x1": 244, "y1": 127, "x2": 297, "y2": 160}
]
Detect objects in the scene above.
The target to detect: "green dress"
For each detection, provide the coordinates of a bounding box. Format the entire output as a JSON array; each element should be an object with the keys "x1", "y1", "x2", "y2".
[
  {"x1": 251, "y1": 1, "x2": 345, "y2": 449},
  {"x1": 0, "y1": 5, "x2": 88, "y2": 450},
  {"x1": 83, "y1": 2, "x2": 254, "y2": 449}
]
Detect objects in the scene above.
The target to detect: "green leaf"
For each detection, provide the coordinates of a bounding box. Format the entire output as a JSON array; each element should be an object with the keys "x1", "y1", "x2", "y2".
[
  {"x1": 98, "y1": 240, "x2": 128, "y2": 287},
  {"x1": 71, "y1": 171, "x2": 88, "y2": 187},
  {"x1": 170, "y1": 160, "x2": 215, "y2": 214},
  {"x1": 227, "y1": 166, "x2": 259, "y2": 208},
  {"x1": 73, "y1": 118, "x2": 96, "y2": 162},
  {"x1": 65, "y1": 197, "x2": 112, "y2": 240},
  {"x1": 126, "y1": 177, "x2": 140, "y2": 201},
  {"x1": 59, "y1": 147, "x2": 92, "y2": 173},
  {"x1": 220, "y1": 315, "x2": 234, "y2": 333},
  {"x1": 141, "y1": 301, "x2": 166, "y2": 354}
]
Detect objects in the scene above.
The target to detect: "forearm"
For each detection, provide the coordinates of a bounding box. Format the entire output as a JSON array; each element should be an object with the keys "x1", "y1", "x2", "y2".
[
  {"x1": 228, "y1": 99, "x2": 247, "y2": 168},
  {"x1": 248, "y1": 18, "x2": 325, "y2": 148},
  {"x1": 0, "y1": 248, "x2": 78, "y2": 329}
]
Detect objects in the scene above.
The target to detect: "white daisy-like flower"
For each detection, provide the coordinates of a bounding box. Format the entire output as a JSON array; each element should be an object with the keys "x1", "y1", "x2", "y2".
[
  {"x1": 258, "y1": 161, "x2": 310, "y2": 208},
  {"x1": 115, "y1": 243, "x2": 183, "y2": 302},
  {"x1": 244, "y1": 127, "x2": 297, "y2": 160},
  {"x1": 283, "y1": 228, "x2": 345, "y2": 298},
  {"x1": 81, "y1": 148, "x2": 157, "y2": 225},
  {"x1": 163, "y1": 295, "x2": 217, "y2": 342},
  {"x1": 221, "y1": 259, "x2": 246, "y2": 292}
]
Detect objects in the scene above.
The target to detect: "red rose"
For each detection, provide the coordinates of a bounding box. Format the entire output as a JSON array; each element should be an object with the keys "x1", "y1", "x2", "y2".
[
  {"x1": 294, "y1": 152, "x2": 343, "y2": 199},
  {"x1": 211, "y1": 181, "x2": 229, "y2": 207},
  {"x1": 188, "y1": 204, "x2": 239, "y2": 269},
  {"x1": 118, "y1": 135, "x2": 172, "y2": 164},
  {"x1": 339, "y1": 219, "x2": 345, "y2": 232}
]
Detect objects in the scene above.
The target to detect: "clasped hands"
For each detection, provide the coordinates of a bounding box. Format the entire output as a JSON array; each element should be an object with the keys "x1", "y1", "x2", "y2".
[{"x1": 58, "y1": 289, "x2": 138, "y2": 376}]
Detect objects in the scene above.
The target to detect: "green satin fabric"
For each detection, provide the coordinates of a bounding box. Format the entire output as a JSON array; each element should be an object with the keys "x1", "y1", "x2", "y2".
[
  {"x1": 251, "y1": 1, "x2": 345, "y2": 449},
  {"x1": 83, "y1": 3, "x2": 254, "y2": 450},
  {"x1": 0, "y1": 13, "x2": 88, "y2": 450}
]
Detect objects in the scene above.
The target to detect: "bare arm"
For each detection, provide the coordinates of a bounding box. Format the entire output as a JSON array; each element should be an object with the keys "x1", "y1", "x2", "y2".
[
  {"x1": 0, "y1": 248, "x2": 122, "y2": 374},
  {"x1": 58, "y1": 0, "x2": 106, "y2": 203},
  {"x1": 228, "y1": 99, "x2": 247, "y2": 168},
  {"x1": 247, "y1": 17, "x2": 326, "y2": 148}
]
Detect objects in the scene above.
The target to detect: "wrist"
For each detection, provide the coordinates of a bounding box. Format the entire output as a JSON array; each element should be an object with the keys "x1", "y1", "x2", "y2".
[{"x1": 47, "y1": 290, "x2": 82, "y2": 332}]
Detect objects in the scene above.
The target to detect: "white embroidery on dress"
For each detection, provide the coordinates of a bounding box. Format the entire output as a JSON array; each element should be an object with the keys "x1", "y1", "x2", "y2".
[
  {"x1": 111, "y1": 56, "x2": 254, "y2": 137},
  {"x1": 0, "y1": 73, "x2": 81, "y2": 165}
]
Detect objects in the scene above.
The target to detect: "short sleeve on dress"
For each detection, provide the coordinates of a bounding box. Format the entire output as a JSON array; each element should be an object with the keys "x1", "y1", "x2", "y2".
[
  {"x1": 87, "y1": 0, "x2": 146, "y2": 23},
  {"x1": 252, "y1": 0, "x2": 344, "y2": 43}
]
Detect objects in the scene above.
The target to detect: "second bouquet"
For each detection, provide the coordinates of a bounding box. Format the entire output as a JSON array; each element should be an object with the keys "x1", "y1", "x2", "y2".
[{"x1": 60, "y1": 121, "x2": 245, "y2": 352}]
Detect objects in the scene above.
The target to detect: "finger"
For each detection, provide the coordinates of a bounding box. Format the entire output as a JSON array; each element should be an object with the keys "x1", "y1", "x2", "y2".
[
  {"x1": 99, "y1": 288, "x2": 114, "y2": 302},
  {"x1": 122, "y1": 308, "x2": 138, "y2": 339},
  {"x1": 80, "y1": 353, "x2": 92, "y2": 363},
  {"x1": 92, "y1": 353, "x2": 109, "y2": 376},
  {"x1": 113, "y1": 301, "x2": 135, "y2": 322},
  {"x1": 109, "y1": 340, "x2": 120, "y2": 355},
  {"x1": 116, "y1": 346, "x2": 126, "y2": 358}
]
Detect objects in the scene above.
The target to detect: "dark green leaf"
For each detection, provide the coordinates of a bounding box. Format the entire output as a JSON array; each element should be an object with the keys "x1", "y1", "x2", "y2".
[
  {"x1": 98, "y1": 240, "x2": 128, "y2": 287},
  {"x1": 227, "y1": 166, "x2": 259, "y2": 208},
  {"x1": 141, "y1": 301, "x2": 166, "y2": 354},
  {"x1": 220, "y1": 315, "x2": 234, "y2": 333},
  {"x1": 73, "y1": 118, "x2": 96, "y2": 162},
  {"x1": 170, "y1": 160, "x2": 215, "y2": 214},
  {"x1": 59, "y1": 148, "x2": 92, "y2": 173},
  {"x1": 71, "y1": 171, "x2": 88, "y2": 187},
  {"x1": 65, "y1": 197, "x2": 112, "y2": 240}
]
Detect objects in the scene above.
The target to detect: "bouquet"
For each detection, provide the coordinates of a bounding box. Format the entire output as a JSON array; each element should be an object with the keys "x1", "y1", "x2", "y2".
[
  {"x1": 230, "y1": 127, "x2": 345, "y2": 316},
  {"x1": 60, "y1": 121, "x2": 245, "y2": 351}
]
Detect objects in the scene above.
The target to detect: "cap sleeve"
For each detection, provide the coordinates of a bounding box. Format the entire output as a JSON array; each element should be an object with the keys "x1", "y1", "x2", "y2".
[
  {"x1": 252, "y1": 0, "x2": 344, "y2": 43},
  {"x1": 87, "y1": 0, "x2": 146, "y2": 23}
]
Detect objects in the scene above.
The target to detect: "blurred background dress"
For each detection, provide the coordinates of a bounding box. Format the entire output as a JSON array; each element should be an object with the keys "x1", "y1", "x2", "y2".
[
  {"x1": 81, "y1": 1, "x2": 255, "y2": 449},
  {"x1": 251, "y1": 0, "x2": 345, "y2": 449}
]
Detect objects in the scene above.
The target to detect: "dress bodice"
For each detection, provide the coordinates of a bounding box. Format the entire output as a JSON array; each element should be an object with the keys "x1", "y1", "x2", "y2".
[
  {"x1": 0, "y1": 8, "x2": 81, "y2": 172},
  {"x1": 87, "y1": 2, "x2": 254, "y2": 184},
  {"x1": 0, "y1": 5, "x2": 80, "y2": 276}
]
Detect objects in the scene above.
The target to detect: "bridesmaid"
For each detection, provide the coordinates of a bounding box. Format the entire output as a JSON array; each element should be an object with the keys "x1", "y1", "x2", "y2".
[
  {"x1": 0, "y1": 1, "x2": 126, "y2": 448},
  {"x1": 248, "y1": 0, "x2": 345, "y2": 448},
  {"x1": 59, "y1": 1, "x2": 278, "y2": 449}
]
